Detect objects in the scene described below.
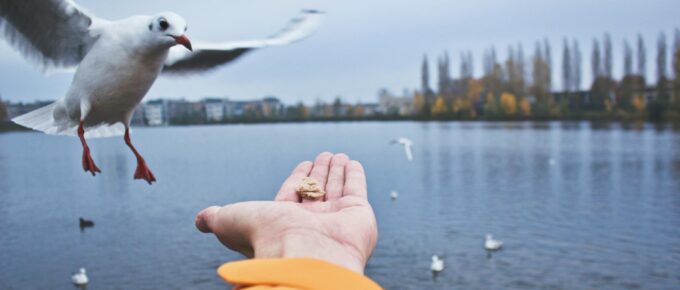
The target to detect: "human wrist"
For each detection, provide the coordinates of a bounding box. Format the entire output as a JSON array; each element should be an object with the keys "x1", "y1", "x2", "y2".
[{"x1": 252, "y1": 229, "x2": 366, "y2": 274}]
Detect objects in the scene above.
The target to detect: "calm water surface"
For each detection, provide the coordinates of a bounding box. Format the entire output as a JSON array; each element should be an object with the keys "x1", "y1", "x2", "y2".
[{"x1": 1, "y1": 122, "x2": 679, "y2": 289}]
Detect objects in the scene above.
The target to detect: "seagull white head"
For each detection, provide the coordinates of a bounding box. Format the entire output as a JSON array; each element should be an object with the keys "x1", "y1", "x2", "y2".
[
  {"x1": 486, "y1": 234, "x2": 492, "y2": 240},
  {"x1": 148, "y1": 12, "x2": 192, "y2": 51},
  {"x1": 79, "y1": 268, "x2": 86, "y2": 274}
]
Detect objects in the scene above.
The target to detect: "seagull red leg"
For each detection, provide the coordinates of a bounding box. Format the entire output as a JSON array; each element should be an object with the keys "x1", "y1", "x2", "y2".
[
  {"x1": 78, "y1": 121, "x2": 101, "y2": 176},
  {"x1": 124, "y1": 127, "x2": 156, "y2": 184}
]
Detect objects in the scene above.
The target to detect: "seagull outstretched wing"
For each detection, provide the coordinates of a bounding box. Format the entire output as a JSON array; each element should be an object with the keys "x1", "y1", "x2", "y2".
[
  {"x1": 404, "y1": 142, "x2": 413, "y2": 161},
  {"x1": 391, "y1": 138, "x2": 414, "y2": 161},
  {"x1": 162, "y1": 10, "x2": 324, "y2": 74},
  {"x1": 0, "y1": 0, "x2": 107, "y2": 70}
]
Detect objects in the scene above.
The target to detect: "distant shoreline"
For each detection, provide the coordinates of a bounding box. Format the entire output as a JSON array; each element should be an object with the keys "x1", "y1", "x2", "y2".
[{"x1": 2, "y1": 118, "x2": 678, "y2": 134}]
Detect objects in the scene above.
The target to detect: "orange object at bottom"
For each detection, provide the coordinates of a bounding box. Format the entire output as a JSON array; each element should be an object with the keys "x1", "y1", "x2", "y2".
[{"x1": 217, "y1": 258, "x2": 383, "y2": 290}]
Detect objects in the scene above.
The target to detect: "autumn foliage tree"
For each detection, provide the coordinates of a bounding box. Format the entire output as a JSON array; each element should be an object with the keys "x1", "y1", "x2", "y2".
[
  {"x1": 437, "y1": 52, "x2": 453, "y2": 104},
  {"x1": 353, "y1": 104, "x2": 365, "y2": 118},
  {"x1": 412, "y1": 28, "x2": 678, "y2": 122},
  {"x1": 519, "y1": 97, "x2": 531, "y2": 117},
  {"x1": 431, "y1": 96, "x2": 448, "y2": 117},
  {"x1": 412, "y1": 92, "x2": 426, "y2": 117},
  {"x1": 632, "y1": 95, "x2": 646, "y2": 112},
  {"x1": 618, "y1": 39, "x2": 638, "y2": 111},
  {"x1": 531, "y1": 41, "x2": 552, "y2": 115},
  {"x1": 506, "y1": 45, "x2": 526, "y2": 97},
  {"x1": 673, "y1": 28, "x2": 680, "y2": 105},
  {"x1": 656, "y1": 32, "x2": 670, "y2": 102},
  {"x1": 500, "y1": 93, "x2": 517, "y2": 116},
  {"x1": 590, "y1": 37, "x2": 613, "y2": 111},
  {"x1": 286, "y1": 102, "x2": 309, "y2": 120},
  {"x1": 483, "y1": 93, "x2": 500, "y2": 117}
]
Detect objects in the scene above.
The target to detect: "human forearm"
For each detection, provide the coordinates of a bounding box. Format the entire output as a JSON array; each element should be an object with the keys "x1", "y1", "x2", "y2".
[{"x1": 252, "y1": 228, "x2": 366, "y2": 274}]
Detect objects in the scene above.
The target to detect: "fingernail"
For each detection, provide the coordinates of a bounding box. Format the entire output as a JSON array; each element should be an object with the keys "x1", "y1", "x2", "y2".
[{"x1": 195, "y1": 209, "x2": 211, "y2": 233}]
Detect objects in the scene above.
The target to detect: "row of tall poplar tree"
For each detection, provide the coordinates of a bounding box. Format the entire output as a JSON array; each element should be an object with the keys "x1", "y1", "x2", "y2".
[{"x1": 417, "y1": 29, "x2": 680, "y2": 121}]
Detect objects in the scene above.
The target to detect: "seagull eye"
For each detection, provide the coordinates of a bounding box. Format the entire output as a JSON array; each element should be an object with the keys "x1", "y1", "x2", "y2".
[{"x1": 159, "y1": 18, "x2": 169, "y2": 31}]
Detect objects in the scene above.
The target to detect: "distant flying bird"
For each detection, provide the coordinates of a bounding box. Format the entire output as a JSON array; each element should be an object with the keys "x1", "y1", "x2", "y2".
[
  {"x1": 390, "y1": 190, "x2": 399, "y2": 200},
  {"x1": 71, "y1": 268, "x2": 88, "y2": 286},
  {"x1": 390, "y1": 137, "x2": 413, "y2": 161},
  {"x1": 1, "y1": 0, "x2": 324, "y2": 184},
  {"x1": 484, "y1": 234, "x2": 503, "y2": 251},
  {"x1": 430, "y1": 255, "x2": 444, "y2": 273}
]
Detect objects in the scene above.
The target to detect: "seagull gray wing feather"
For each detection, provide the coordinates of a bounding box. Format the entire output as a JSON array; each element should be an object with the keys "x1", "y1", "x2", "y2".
[
  {"x1": 0, "y1": 0, "x2": 106, "y2": 70},
  {"x1": 404, "y1": 143, "x2": 413, "y2": 161},
  {"x1": 162, "y1": 10, "x2": 323, "y2": 74}
]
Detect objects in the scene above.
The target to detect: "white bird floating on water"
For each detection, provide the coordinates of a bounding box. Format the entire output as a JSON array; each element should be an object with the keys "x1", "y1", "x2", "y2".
[
  {"x1": 390, "y1": 138, "x2": 414, "y2": 161},
  {"x1": 390, "y1": 190, "x2": 399, "y2": 200},
  {"x1": 430, "y1": 255, "x2": 444, "y2": 272},
  {"x1": 485, "y1": 234, "x2": 503, "y2": 251},
  {"x1": 71, "y1": 268, "x2": 88, "y2": 286},
  {"x1": 1, "y1": 0, "x2": 323, "y2": 184}
]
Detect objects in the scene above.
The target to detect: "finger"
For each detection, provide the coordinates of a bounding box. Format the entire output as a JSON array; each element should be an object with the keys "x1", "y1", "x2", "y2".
[
  {"x1": 343, "y1": 160, "x2": 367, "y2": 199},
  {"x1": 324, "y1": 153, "x2": 350, "y2": 201},
  {"x1": 275, "y1": 161, "x2": 313, "y2": 202},
  {"x1": 195, "y1": 202, "x2": 263, "y2": 257},
  {"x1": 302, "y1": 152, "x2": 333, "y2": 204},
  {"x1": 195, "y1": 206, "x2": 221, "y2": 233}
]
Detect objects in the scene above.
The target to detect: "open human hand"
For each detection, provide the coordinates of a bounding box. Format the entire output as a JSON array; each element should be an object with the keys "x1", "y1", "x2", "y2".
[{"x1": 195, "y1": 152, "x2": 378, "y2": 273}]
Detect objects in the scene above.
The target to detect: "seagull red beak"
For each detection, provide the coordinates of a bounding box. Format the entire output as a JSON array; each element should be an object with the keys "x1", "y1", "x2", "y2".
[{"x1": 173, "y1": 35, "x2": 192, "y2": 51}]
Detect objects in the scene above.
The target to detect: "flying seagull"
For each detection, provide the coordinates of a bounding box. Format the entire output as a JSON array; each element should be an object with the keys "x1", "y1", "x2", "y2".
[
  {"x1": 1, "y1": 0, "x2": 323, "y2": 184},
  {"x1": 390, "y1": 137, "x2": 414, "y2": 161}
]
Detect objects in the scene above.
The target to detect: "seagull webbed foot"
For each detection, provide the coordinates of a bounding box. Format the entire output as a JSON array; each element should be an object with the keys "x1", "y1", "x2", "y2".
[
  {"x1": 133, "y1": 160, "x2": 156, "y2": 185},
  {"x1": 82, "y1": 146, "x2": 101, "y2": 176}
]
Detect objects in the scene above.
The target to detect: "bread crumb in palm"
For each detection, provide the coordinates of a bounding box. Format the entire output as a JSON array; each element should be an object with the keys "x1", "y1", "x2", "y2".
[{"x1": 297, "y1": 177, "x2": 326, "y2": 200}]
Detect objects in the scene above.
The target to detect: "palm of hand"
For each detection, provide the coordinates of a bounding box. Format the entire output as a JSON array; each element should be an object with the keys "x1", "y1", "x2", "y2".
[{"x1": 196, "y1": 153, "x2": 378, "y2": 273}]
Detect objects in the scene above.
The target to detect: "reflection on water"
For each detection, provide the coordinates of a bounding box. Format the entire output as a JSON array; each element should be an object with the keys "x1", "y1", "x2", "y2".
[{"x1": 0, "y1": 121, "x2": 679, "y2": 289}]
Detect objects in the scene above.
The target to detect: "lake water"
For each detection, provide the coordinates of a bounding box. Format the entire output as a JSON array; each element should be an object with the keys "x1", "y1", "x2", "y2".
[{"x1": 0, "y1": 122, "x2": 679, "y2": 289}]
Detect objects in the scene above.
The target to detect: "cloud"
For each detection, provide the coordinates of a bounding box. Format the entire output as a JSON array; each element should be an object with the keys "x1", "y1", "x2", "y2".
[{"x1": 0, "y1": 0, "x2": 678, "y2": 103}]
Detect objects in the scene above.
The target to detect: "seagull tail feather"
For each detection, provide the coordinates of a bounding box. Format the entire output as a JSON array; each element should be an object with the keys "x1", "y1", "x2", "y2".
[
  {"x1": 11, "y1": 102, "x2": 62, "y2": 135},
  {"x1": 12, "y1": 101, "x2": 125, "y2": 138}
]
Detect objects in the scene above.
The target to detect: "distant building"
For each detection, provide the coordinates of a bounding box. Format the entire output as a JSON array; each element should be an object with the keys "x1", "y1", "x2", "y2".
[
  {"x1": 336, "y1": 104, "x2": 351, "y2": 117},
  {"x1": 143, "y1": 99, "x2": 167, "y2": 126},
  {"x1": 166, "y1": 99, "x2": 205, "y2": 124},
  {"x1": 361, "y1": 103, "x2": 379, "y2": 117},
  {"x1": 203, "y1": 98, "x2": 225, "y2": 122},
  {"x1": 224, "y1": 100, "x2": 248, "y2": 118},
  {"x1": 144, "y1": 98, "x2": 217, "y2": 125},
  {"x1": 222, "y1": 97, "x2": 284, "y2": 120},
  {"x1": 310, "y1": 102, "x2": 324, "y2": 118},
  {"x1": 225, "y1": 100, "x2": 261, "y2": 118},
  {"x1": 261, "y1": 96, "x2": 284, "y2": 118},
  {"x1": 130, "y1": 106, "x2": 145, "y2": 126},
  {"x1": 378, "y1": 90, "x2": 413, "y2": 116}
]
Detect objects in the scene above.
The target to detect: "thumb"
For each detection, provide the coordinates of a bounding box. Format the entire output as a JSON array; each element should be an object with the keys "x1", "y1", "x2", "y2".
[
  {"x1": 195, "y1": 206, "x2": 221, "y2": 233},
  {"x1": 194, "y1": 202, "x2": 267, "y2": 257}
]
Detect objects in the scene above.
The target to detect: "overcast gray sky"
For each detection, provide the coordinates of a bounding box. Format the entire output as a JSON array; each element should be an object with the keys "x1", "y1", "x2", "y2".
[{"x1": 0, "y1": 0, "x2": 678, "y2": 103}]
